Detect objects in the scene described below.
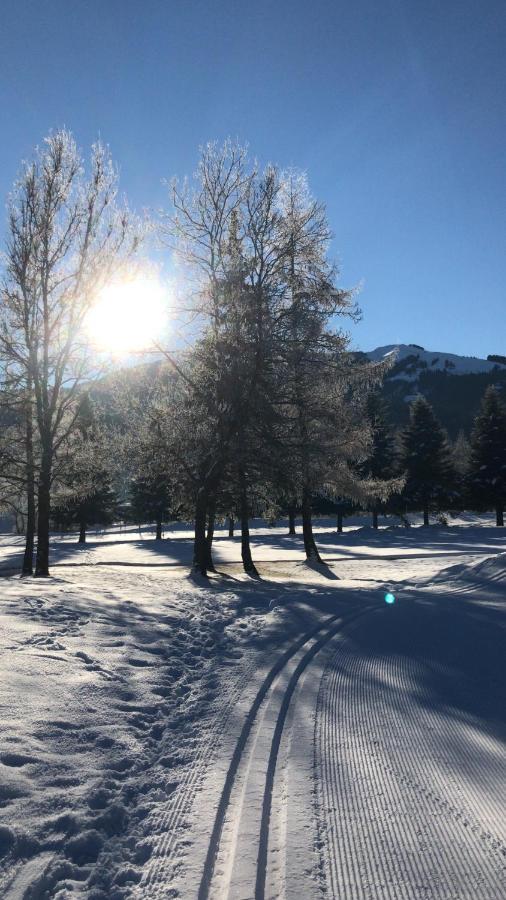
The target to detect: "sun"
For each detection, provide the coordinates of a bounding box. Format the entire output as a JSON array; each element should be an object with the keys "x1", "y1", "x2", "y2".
[{"x1": 85, "y1": 276, "x2": 167, "y2": 354}]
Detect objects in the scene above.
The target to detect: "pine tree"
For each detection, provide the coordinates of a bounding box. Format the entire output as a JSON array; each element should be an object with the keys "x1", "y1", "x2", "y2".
[
  {"x1": 468, "y1": 386, "x2": 506, "y2": 526},
  {"x1": 52, "y1": 393, "x2": 117, "y2": 543},
  {"x1": 274, "y1": 171, "x2": 362, "y2": 563},
  {"x1": 451, "y1": 429, "x2": 471, "y2": 510},
  {"x1": 401, "y1": 396, "x2": 454, "y2": 526},
  {"x1": 363, "y1": 393, "x2": 394, "y2": 528},
  {"x1": 111, "y1": 365, "x2": 179, "y2": 541},
  {"x1": 130, "y1": 475, "x2": 171, "y2": 539},
  {"x1": 453, "y1": 430, "x2": 471, "y2": 477},
  {"x1": 54, "y1": 482, "x2": 117, "y2": 540}
]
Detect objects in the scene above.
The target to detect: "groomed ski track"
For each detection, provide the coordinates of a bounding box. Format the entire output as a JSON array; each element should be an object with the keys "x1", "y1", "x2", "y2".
[
  {"x1": 198, "y1": 605, "x2": 377, "y2": 900},
  {"x1": 316, "y1": 594, "x2": 506, "y2": 900},
  {"x1": 140, "y1": 590, "x2": 505, "y2": 899}
]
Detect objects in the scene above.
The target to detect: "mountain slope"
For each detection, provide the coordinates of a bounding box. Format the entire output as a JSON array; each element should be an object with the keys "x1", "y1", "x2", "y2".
[
  {"x1": 365, "y1": 344, "x2": 506, "y2": 437},
  {"x1": 368, "y1": 344, "x2": 506, "y2": 378}
]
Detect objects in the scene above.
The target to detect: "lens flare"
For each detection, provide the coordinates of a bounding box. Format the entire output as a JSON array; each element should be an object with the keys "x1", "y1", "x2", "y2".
[{"x1": 385, "y1": 592, "x2": 396, "y2": 604}]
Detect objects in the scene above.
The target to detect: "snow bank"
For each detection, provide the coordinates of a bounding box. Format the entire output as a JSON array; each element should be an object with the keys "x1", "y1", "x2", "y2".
[{"x1": 437, "y1": 550, "x2": 506, "y2": 582}]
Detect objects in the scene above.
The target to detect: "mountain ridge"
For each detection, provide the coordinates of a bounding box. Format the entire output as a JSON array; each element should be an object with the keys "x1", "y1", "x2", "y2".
[
  {"x1": 363, "y1": 343, "x2": 506, "y2": 437},
  {"x1": 366, "y1": 343, "x2": 506, "y2": 377}
]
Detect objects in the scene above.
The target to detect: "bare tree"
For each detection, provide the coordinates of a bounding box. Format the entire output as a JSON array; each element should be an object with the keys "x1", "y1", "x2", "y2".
[{"x1": 0, "y1": 130, "x2": 142, "y2": 575}]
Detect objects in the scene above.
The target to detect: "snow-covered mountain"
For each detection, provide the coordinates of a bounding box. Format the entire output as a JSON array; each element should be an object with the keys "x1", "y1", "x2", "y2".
[
  {"x1": 363, "y1": 344, "x2": 506, "y2": 436},
  {"x1": 366, "y1": 344, "x2": 506, "y2": 380}
]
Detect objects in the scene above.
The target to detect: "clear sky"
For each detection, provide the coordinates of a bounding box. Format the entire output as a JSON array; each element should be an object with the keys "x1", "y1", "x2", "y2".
[{"x1": 1, "y1": 0, "x2": 505, "y2": 357}]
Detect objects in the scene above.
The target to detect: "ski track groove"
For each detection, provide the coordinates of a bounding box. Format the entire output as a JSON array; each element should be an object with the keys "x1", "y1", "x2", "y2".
[
  {"x1": 138, "y1": 607, "x2": 350, "y2": 895},
  {"x1": 316, "y1": 600, "x2": 506, "y2": 899},
  {"x1": 198, "y1": 603, "x2": 377, "y2": 900}
]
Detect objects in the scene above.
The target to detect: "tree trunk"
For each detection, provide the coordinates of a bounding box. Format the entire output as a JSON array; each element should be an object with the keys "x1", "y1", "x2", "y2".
[
  {"x1": 228, "y1": 516, "x2": 235, "y2": 538},
  {"x1": 496, "y1": 504, "x2": 504, "y2": 527},
  {"x1": 336, "y1": 509, "x2": 343, "y2": 533},
  {"x1": 423, "y1": 503, "x2": 429, "y2": 527},
  {"x1": 193, "y1": 487, "x2": 209, "y2": 577},
  {"x1": 240, "y1": 469, "x2": 258, "y2": 576},
  {"x1": 35, "y1": 449, "x2": 52, "y2": 577},
  {"x1": 302, "y1": 487, "x2": 323, "y2": 562},
  {"x1": 288, "y1": 506, "x2": 297, "y2": 535},
  {"x1": 22, "y1": 395, "x2": 35, "y2": 575},
  {"x1": 78, "y1": 520, "x2": 86, "y2": 544},
  {"x1": 205, "y1": 495, "x2": 217, "y2": 572},
  {"x1": 155, "y1": 517, "x2": 162, "y2": 540},
  {"x1": 372, "y1": 508, "x2": 378, "y2": 530}
]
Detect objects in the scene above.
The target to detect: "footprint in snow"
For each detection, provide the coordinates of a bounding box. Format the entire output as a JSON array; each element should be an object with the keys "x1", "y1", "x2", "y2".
[
  {"x1": 75, "y1": 651, "x2": 117, "y2": 681},
  {"x1": 75, "y1": 650, "x2": 95, "y2": 665},
  {"x1": 26, "y1": 635, "x2": 66, "y2": 651},
  {"x1": 152, "y1": 686, "x2": 171, "y2": 698},
  {"x1": 1, "y1": 752, "x2": 35, "y2": 767},
  {"x1": 95, "y1": 736, "x2": 116, "y2": 749}
]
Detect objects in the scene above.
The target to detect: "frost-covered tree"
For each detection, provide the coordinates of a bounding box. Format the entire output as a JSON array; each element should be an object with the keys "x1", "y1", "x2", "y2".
[
  {"x1": 400, "y1": 396, "x2": 454, "y2": 526},
  {"x1": 161, "y1": 142, "x2": 253, "y2": 575},
  {"x1": 52, "y1": 393, "x2": 117, "y2": 543},
  {"x1": 468, "y1": 386, "x2": 506, "y2": 526},
  {"x1": 361, "y1": 393, "x2": 396, "y2": 528},
  {"x1": 108, "y1": 363, "x2": 180, "y2": 541},
  {"x1": 450, "y1": 429, "x2": 471, "y2": 510},
  {"x1": 453, "y1": 429, "x2": 471, "y2": 477},
  {"x1": 162, "y1": 144, "x2": 287, "y2": 575},
  {"x1": 0, "y1": 410, "x2": 33, "y2": 545},
  {"x1": 0, "y1": 130, "x2": 142, "y2": 575},
  {"x1": 0, "y1": 361, "x2": 38, "y2": 572},
  {"x1": 272, "y1": 172, "x2": 390, "y2": 562},
  {"x1": 162, "y1": 143, "x2": 389, "y2": 574},
  {"x1": 130, "y1": 476, "x2": 171, "y2": 539}
]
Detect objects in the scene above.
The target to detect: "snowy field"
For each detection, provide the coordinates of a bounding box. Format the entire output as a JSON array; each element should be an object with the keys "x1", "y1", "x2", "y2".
[{"x1": 0, "y1": 515, "x2": 505, "y2": 898}]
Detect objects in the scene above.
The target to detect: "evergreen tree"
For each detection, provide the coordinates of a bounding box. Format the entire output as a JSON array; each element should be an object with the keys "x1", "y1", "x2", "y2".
[
  {"x1": 468, "y1": 386, "x2": 506, "y2": 526},
  {"x1": 111, "y1": 365, "x2": 179, "y2": 540},
  {"x1": 451, "y1": 429, "x2": 471, "y2": 510},
  {"x1": 453, "y1": 429, "x2": 471, "y2": 477},
  {"x1": 130, "y1": 475, "x2": 171, "y2": 539},
  {"x1": 273, "y1": 172, "x2": 365, "y2": 563},
  {"x1": 401, "y1": 396, "x2": 454, "y2": 526},
  {"x1": 362, "y1": 393, "x2": 395, "y2": 528},
  {"x1": 54, "y1": 482, "x2": 117, "y2": 540},
  {"x1": 52, "y1": 393, "x2": 117, "y2": 542}
]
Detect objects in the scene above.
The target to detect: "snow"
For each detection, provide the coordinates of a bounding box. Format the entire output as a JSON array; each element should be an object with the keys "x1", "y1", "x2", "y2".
[
  {"x1": 0, "y1": 515, "x2": 505, "y2": 898},
  {"x1": 367, "y1": 343, "x2": 506, "y2": 376}
]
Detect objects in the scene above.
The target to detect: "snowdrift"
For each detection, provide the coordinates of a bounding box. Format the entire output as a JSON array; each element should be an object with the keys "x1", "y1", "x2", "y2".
[{"x1": 425, "y1": 551, "x2": 506, "y2": 588}]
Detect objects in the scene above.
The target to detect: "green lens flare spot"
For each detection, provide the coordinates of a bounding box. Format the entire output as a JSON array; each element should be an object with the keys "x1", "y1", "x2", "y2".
[{"x1": 385, "y1": 592, "x2": 395, "y2": 604}]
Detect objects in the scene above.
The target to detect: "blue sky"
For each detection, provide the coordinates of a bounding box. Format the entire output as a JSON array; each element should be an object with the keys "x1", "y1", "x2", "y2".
[{"x1": 1, "y1": 0, "x2": 505, "y2": 357}]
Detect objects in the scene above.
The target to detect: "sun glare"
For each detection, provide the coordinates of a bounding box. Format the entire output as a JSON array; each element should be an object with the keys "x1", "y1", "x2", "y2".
[{"x1": 86, "y1": 276, "x2": 167, "y2": 355}]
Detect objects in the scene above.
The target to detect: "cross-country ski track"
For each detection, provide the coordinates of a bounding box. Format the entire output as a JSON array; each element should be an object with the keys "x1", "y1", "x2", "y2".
[
  {"x1": 1, "y1": 521, "x2": 505, "y2": 899},
  {"x1": 138, "y1": 586, "x2": 505, "y2": 900}
]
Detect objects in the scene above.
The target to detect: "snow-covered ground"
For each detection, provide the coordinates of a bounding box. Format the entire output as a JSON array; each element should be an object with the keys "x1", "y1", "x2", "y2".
[{"x1": 0, "y1": 515, "x2": 504, "y2": 898}]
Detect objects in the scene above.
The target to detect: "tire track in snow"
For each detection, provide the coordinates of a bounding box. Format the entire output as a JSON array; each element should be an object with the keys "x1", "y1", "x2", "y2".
[
  {"x1": 316, "y1": 599, "x2": 506, "y2": 899},
  {"x1": 197, "y1": 604, "x2": 377, "y2": 900}
]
